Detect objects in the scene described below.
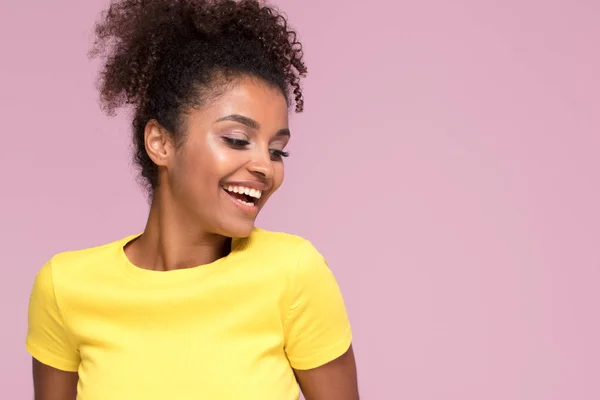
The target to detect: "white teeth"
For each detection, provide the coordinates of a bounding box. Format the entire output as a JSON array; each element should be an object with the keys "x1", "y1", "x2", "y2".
[
  {"x1": 223, "y1": 185, "x2": 262, "y2": 199},
  {"x1": 236, "y1": 199, "x2": 255, "y2": 207}
]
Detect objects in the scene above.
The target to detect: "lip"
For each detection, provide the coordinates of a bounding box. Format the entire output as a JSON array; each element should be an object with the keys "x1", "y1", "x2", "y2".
[{"x1": 222, "y1": 187, "x2": 260, "y2": 217}]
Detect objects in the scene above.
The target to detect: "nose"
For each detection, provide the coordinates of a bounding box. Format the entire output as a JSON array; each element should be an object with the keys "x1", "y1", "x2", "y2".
[{"x1": 247, "y1": 149, "x2": 274, "y2": 179}]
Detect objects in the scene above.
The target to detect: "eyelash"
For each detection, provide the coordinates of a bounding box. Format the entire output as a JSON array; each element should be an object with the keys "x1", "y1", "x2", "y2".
[
  {"x1": 223, "y1": 137, "x2": 249, "y2": 148},
  {"x1": 222, "y1": 137, "x2": 289, "y2": 160}
]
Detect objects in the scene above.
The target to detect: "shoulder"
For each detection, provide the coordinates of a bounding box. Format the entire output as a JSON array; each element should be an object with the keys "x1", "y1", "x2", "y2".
[
  {"x1": 245, "y1": 228, "x2": 329, "y2": 279},
  {"x1": 245, "y1": 227, "x2": 323, "y2": 261},
  {"x1": 39, "y1": 234, "x2": 136, "y2": 287}
]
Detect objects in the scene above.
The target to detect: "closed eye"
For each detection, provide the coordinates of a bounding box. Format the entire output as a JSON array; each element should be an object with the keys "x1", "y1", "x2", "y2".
[
  {"x1": 223, "y1": 137, "x2": 288, "y2": 160},
  {"x1": 223, "y1": 137, "x2": 250, "y2": 149},
  {"x1": 270, "y1": 149, "x2": 289, "y2": 161}
]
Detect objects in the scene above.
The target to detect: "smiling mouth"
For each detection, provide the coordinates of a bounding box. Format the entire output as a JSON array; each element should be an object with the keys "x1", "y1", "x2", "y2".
[{"x1": 222, "y1": 185, "x2": 262, "y2": 207}]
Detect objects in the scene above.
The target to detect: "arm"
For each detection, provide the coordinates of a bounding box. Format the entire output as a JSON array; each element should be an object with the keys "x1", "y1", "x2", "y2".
[
  {"x1": 294, "y1": 345, "x2": 359, "y2": 400},
  {"x1": 285, "y1": 241, "x2": 358, "y2": 399},
  {"x1": 33, "y1": 358, "x2": 78, "y2": 400},
  {"x1": 27, "y1": 260, "x2": 81, "y2": 399}
]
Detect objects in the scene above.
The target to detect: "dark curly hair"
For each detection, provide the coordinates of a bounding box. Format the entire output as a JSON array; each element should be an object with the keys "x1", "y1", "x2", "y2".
[{"x1": 89, "y1": 0, "x2": 307, "y2": 193}]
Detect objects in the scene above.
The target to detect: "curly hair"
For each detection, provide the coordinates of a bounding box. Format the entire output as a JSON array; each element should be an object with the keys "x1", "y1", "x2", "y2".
[{"x1": 89, "y1": 0, "x2": 307, "y2": 192}]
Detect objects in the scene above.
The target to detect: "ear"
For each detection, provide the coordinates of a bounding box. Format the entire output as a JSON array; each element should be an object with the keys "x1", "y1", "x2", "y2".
[{"x1": 144, "y1": 119, "x2": 174, "y2": 167}]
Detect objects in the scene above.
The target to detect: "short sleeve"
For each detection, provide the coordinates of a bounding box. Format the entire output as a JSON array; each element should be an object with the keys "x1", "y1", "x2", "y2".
[
  {"x1": 283, "y1": 240, "x2": 352, "y2": 370},
  {"x1": 26, "y1": 259, "x2": 80, "y2": 372}
]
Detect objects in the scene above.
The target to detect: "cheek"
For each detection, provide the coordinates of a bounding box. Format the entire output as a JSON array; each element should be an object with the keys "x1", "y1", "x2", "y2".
[
  {"x1": 169, "y1": 144, "x2": 216, "y2": 195},
  {"x1": 260, "y1": 166, "x2": 284, "y2": 209},
  {"x1": 200, "y1": 135, "x2": 247, "y2": 177},
  {"x1": 271, "y1": 164, "x2": 285, "y2": 192},
  {"x1": 178, "y1": 137, "x2": 223, "y2": 178}
]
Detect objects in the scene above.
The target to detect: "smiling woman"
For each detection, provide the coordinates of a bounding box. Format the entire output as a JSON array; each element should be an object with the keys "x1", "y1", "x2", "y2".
[{"x1": 25, "y1": 0, "x2": 358, "y2": 399}]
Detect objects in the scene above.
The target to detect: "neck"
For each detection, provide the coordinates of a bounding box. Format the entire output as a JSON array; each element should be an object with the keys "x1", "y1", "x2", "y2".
[{"x1": 126, "y1": 189, "x2": 230, "y2": 272}]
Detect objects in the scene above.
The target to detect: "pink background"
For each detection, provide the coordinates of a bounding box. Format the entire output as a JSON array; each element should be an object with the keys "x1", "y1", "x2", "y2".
[{"x1": 1, "y1": 0, "x2": 599, "y2": 398}]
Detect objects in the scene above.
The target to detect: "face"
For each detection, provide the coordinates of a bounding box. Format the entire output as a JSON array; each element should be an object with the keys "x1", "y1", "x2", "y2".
[{"x1": 146, "y1": 76, "x2": 290, "y2": 238}]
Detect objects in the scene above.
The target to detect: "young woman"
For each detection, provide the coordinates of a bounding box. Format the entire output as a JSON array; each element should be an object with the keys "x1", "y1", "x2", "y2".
[{"x1": 26, "y1": 0, "x2": 358, "y2": 399}]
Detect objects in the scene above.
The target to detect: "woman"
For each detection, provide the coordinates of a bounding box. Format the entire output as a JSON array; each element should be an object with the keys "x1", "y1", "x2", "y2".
[{"x1": 26, "y1": 0, "x2": 358, "y2": 399}]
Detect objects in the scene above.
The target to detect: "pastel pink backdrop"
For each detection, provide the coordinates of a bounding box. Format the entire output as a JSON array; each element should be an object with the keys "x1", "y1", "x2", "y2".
[{"x1": 1, "y1": 0, "x2": 599, "y2": 398}]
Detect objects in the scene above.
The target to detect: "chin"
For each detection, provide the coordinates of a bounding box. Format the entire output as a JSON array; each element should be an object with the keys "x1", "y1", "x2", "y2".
[{"x1": 219, "y1": 220, "x2": 256, "y2": 239}]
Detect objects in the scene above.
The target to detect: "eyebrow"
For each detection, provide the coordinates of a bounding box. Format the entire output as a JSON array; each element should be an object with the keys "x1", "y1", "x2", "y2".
[{"x1": 215, "y1": 114, "x2": 291, "y2": 137}]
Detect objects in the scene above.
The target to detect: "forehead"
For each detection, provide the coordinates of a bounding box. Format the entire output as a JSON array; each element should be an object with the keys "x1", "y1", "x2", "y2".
[{"x1": 187, "y1": 76, "x2": 289, "y2": 131}]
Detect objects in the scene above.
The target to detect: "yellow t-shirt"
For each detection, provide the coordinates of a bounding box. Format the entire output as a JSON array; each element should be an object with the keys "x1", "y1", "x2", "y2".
[{"x1": 26, "y1": 228, "x2": 352, "y2": 400}]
